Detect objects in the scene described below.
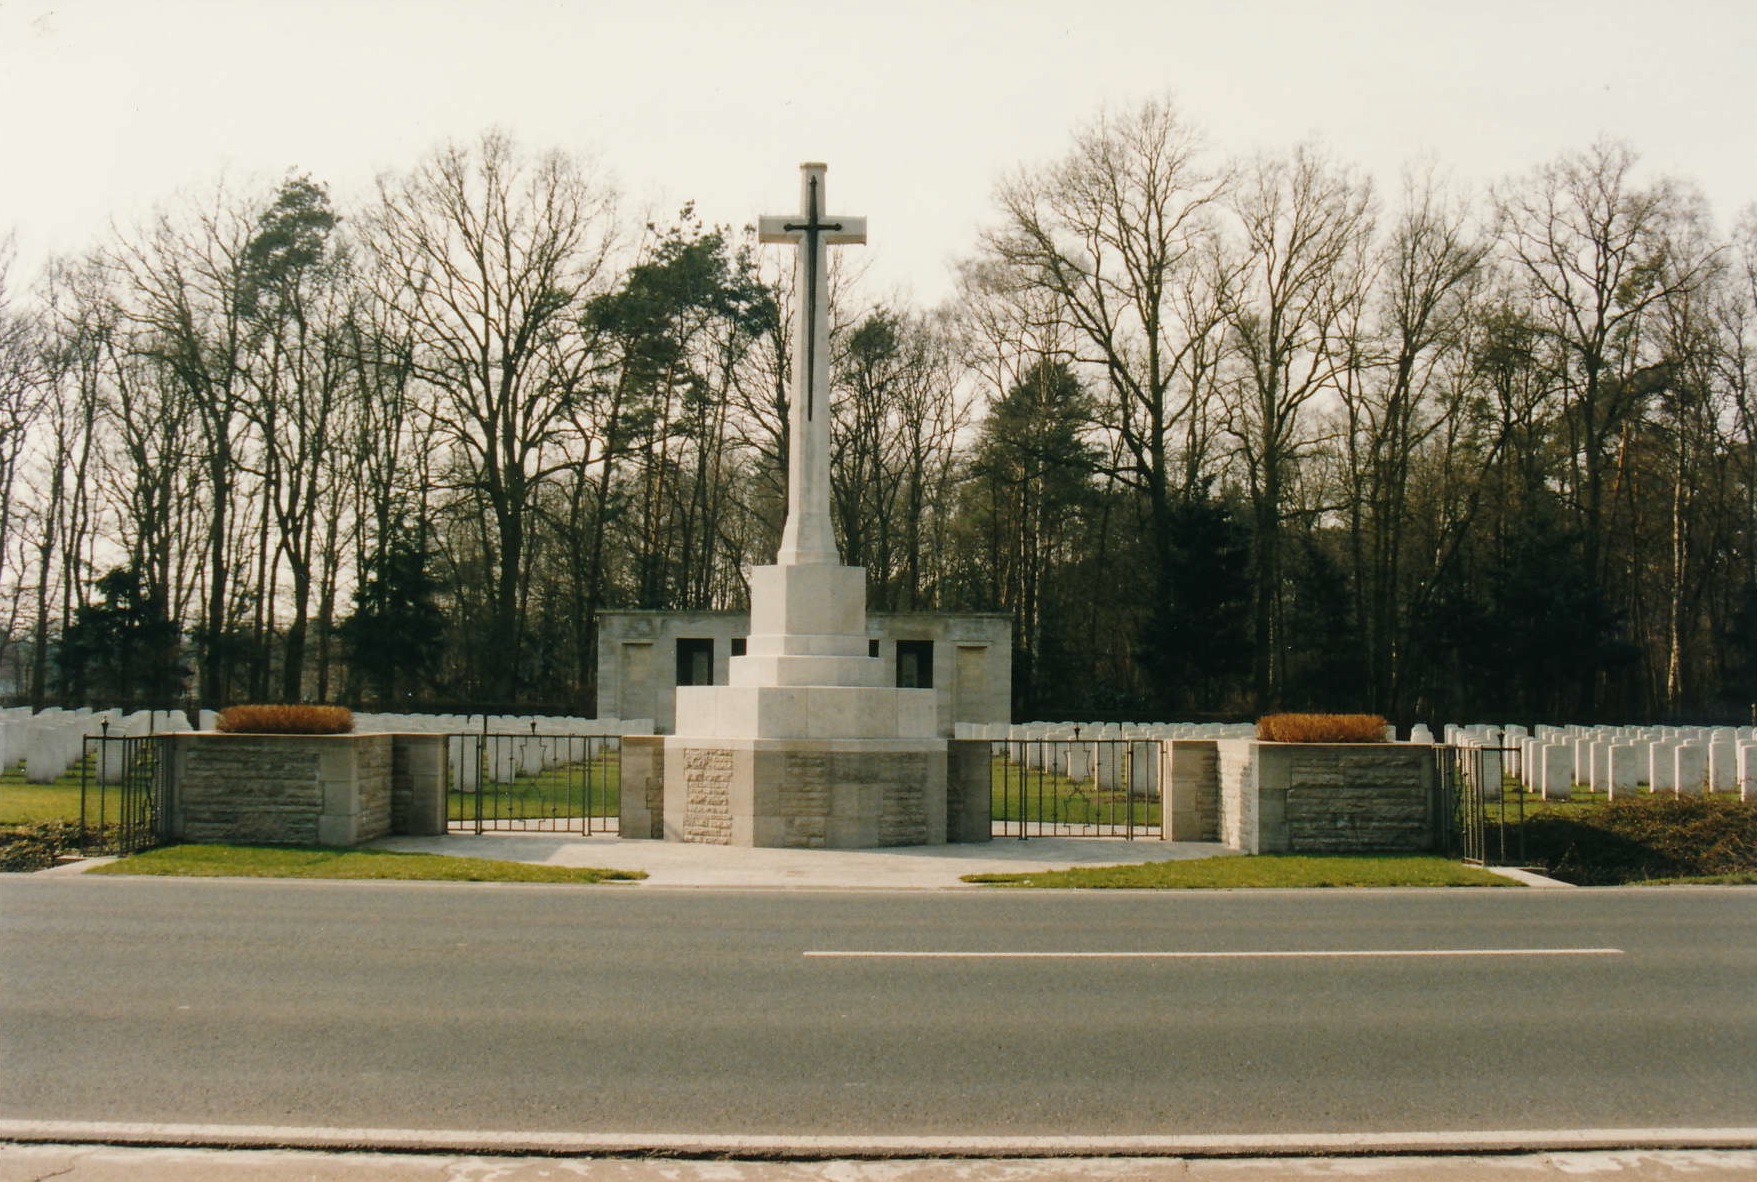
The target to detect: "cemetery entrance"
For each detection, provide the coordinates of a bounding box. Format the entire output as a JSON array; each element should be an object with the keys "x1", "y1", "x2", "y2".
[
  {"x1": 449, "y1": 728, "x2": 621, "y2": 835},
  {"x1": 990, "y1": 733, "x2": 1163, "y2": 839},
  {"x1": 1441, "y1": 743, "x2": 1526, "y2": 866},
  {"x1": 79, "y1": 732, "x2": 172, "y2": 855}
]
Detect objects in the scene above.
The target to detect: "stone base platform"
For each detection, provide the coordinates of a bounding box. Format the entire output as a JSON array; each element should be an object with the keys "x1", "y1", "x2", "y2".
[{"x1": 662, "y1": 736, "x2": 948, "y2": 848}]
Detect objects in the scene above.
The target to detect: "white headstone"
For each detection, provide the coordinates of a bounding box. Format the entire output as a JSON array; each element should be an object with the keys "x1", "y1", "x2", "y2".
[
  {"x1": 1709, "y1": 740, "x2": 1738, "y2": 793},
  {"x1": 1675, "y1": 743, "x2": 1709, "y2": 796},
  {"x1": 1649, "y1": 741, "x2": 1678, "y2": 793},
  {"x1": 1607, "y1": 743, "x2": 1642, "y2": 798},
  {"x1": 1539, "y1": 744, "x2": 1573, "y2": 800},
  {"x1": 1738, "y1": 742, "x2": 1757, "y2": 803}
]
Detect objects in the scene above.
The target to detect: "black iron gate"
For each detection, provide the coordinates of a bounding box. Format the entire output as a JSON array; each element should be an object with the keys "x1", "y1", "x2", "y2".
[
  {"x1": 991, "y1": 736, "x2": 1162, "y2": 839},
  {"x1": 1440, "y1": 743, "x2": 1525, "y2": 865},
  {"x1": 448, "y1": 730, "x2": 621, "y2": 835},
  {"x1": 79, "y1": 733, "x2": 171, "y2": 855}
]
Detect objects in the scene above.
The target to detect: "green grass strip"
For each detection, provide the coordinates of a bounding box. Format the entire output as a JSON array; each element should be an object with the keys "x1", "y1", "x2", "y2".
[
  {"x1": 963, "y1": 854, "x2": 1515, "y2": 889},
  {"x1": 86, "y1": 844, "x2": 645, "y2": 883},
  {"x1": 0, "y1": 779, "x2": 87, "y2": 826},
  {"x1": 1633, "y1": 872, "x2": 1757, "y2": 886}
]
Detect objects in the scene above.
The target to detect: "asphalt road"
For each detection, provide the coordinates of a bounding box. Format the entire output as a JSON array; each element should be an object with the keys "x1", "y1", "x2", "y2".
[{"x1": 2, "y1": 877, "x2": 1754, "y2": 1145}]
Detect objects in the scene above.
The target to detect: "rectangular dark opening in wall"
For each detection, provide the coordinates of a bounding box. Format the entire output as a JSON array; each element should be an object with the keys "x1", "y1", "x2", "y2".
[
  {"x1": 731, "y1": 637, "x2": 747, "y2": 657},
  {"x1": 676, "y1": 637, "x2": 714, "y2": 686},
  {"x1": 896, "y1": 639, "x2": 934, "y2": 689},
  {"x1": 868, "y1": 638, "x2": 880, "y2": 658}
]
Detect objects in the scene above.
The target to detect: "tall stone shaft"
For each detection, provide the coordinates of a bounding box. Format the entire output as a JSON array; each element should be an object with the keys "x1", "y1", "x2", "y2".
[{"x1": 757, "y1": 162, "x2": 865, "y2": 567}]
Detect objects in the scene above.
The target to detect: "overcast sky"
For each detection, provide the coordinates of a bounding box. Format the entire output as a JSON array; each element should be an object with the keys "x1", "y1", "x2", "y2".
[{"x1": 3, "y1": 0, "x2": 1754, "y2": 305}]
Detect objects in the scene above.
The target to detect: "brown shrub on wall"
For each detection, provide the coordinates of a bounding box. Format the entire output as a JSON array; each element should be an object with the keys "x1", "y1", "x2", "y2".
[
  {"x1": 1257, "y1": 713, "x2": 1389, "y2": 743},
  {"x1": 215, "y1": 704, "x2": 356, "y2": 735}
]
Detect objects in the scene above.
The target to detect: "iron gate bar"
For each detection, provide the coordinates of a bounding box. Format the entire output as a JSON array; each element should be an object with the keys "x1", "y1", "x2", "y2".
[
  {"x1": 450, "y1": 731, "x2": 622, "y2": 836},
  {"x1": 990, "y1": 737, "x2": 1163, "y2": 840},
  {"x1": 1441, "y1": 743, "x2": 1525, "y2": 867},
  {"x1": 79, "y1": 732, "x2": 170, "y2": 856}
]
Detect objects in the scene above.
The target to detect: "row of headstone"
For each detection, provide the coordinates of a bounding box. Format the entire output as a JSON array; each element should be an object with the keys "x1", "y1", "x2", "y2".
[
  {"x1": 954, "y1": 721, "x2": 1256, "y2": 744},
  {"x1": 349, "y1": 711, "x2": 652, "y2": 737},
  {"x1": 957, "y1": 721, "x2": 1256, "y2": 797},
  {"x1": 0, "y1": 707, "x2": 195, "y2": 784},
  {"x1": 1441, "y1": 722, "x2": 1757, "y2": 801},
  {"x1": 963, "y1": 716, "x2": 1757, "y2": 806},
  {"x1": 446, "y1": 733, "x2": 626, "y2": 789},
  {"x1": 345, "y1": 713, "x2": 653, "y2": 792},
  {"x1": 0, "y1": 707, "x2": 652, "y2": 790}
]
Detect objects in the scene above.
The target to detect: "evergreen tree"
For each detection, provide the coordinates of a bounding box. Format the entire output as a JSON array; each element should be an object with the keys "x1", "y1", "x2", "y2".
[
  {"x1": 339, "y1": 527, "x2": 446, "y2": 704},
  {"x1": 57, "y1": 566, "x2": 185, "y2": 707}
]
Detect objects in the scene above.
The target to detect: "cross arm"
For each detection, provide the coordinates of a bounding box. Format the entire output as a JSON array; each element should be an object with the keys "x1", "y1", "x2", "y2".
[
  {"x1": 757, "y1": 215, "x2": 868, "y2": 245},
  {"x1": 757, "y1": 215, "x2": 798, "y2": 244},
  {"x1": 823, "y1": 216, "x2": 867, "y2": 245}
]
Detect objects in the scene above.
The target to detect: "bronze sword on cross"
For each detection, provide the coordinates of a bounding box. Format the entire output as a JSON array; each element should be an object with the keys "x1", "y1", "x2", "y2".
[{"x1": 759, "y1": 164, "x2": 866, "y2": 423}]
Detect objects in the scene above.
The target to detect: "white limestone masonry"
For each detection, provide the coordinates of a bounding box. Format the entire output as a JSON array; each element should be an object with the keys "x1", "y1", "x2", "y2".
[{"x1": 663, "y1": 163, "x2": 946, "y2": 848}]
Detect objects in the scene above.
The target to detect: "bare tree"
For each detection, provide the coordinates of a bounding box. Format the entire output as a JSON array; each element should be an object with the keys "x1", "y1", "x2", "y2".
[
  {"x1": 235, "y1": 175, "x2": 350, "y2": 700},
  {"x1": 1222, "y1": 144, "x2": 1375, "y2": 707},
  {"x1": 1495, "y1": 141, "x2": 1716, "y2": 577},
  {"x1": 364, "y1": 131, "x2": 617, "y2": 700},
  {"x1": 108, "y1": 187, "x2": 260, "y2": 705},
  {"x1": 1638, "y1": 195, "x2": 1732, "y2": 711},
  {"x1": 0, "y1": 239, "x2": 46, "y2": 688},
  {"x1": 29, "y1": 256, "x2": 116, "y2": 704},
  {"x1": 981, "y1": 97, "x2": 1230, "y2": 702},
  {"x1": 831, "y1": 305, "x2": 968, "y2": 608},
  {"x1": 1336, "y1": 170, "x2": 1487, "y2": 712}
]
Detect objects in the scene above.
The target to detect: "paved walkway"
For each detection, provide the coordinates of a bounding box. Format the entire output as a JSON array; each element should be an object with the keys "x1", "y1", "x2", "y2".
[{"x1": 369, "y1": 830, "x2": 1233, "y2": 888}]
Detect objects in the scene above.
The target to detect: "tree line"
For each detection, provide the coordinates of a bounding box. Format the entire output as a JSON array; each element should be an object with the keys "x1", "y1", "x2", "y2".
[{"x1": 0, "y1": 102, "x2": 1754, "y2": 726}]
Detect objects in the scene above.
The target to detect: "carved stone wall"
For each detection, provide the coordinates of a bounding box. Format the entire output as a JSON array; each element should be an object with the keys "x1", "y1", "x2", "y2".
[
  {"x1": 683, "y1": 747, "x2": 735, "y2": 844},
  {"x1": 663, "y1": 737, "x2": 947, "y2": 848}
]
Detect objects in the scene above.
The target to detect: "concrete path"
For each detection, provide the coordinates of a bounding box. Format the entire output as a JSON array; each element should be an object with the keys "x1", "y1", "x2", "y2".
[
  {"x1": 369, "y1": 831, "x2": 1236, "y2": 888},
  {"x1": 5, "y1": 1143, "x2": 1757, "y2": 1181}
]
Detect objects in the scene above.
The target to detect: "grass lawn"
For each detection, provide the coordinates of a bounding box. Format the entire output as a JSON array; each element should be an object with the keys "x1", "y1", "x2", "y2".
[
  {"x1": 86, "y1": 843, "x2": 645, "y2": 883},
  {"x1": 449, "y1": 745, "x2": 622, "y2": 824},
  {"x1": 989, "y1": 754, "x2": 1160, "y2": 830},
  {"x1": 1636, "y1": 872, "x2": 1757, "y2": 885},
  {"x1": 964, "y1": 854, "x2": 1516, "y2": 889},
  {"x1": 0, "y1": 762, "x2": 90, "y2": 825}
]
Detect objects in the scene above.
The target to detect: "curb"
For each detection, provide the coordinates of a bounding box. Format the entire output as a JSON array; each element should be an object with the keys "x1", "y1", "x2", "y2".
[{"x1": 4, "y1": 1120, "x2": 1757, "y2": 1159}]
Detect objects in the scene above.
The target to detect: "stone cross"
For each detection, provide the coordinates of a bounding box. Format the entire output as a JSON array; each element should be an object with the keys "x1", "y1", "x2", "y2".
[{"x1": 758, "y1": 162, "x2": 866, "y2": 566}]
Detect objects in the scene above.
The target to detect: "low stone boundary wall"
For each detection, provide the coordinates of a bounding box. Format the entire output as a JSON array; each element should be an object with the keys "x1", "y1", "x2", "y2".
[
  {"x1": 1215, "y1": 740, "x2": 1439, "y2": 855},
  {"x1": 166, "y1": 732, "x2": 449, "y2": 847}
]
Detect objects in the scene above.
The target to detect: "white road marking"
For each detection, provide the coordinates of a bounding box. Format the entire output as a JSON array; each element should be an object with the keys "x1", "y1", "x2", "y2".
[
  {"x1": 803, "y1": 947, "x2": 1626, "y2": 960},
  {"x1": 0, "y1": 1119, "x2": 1751, "y2": 1157}
]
